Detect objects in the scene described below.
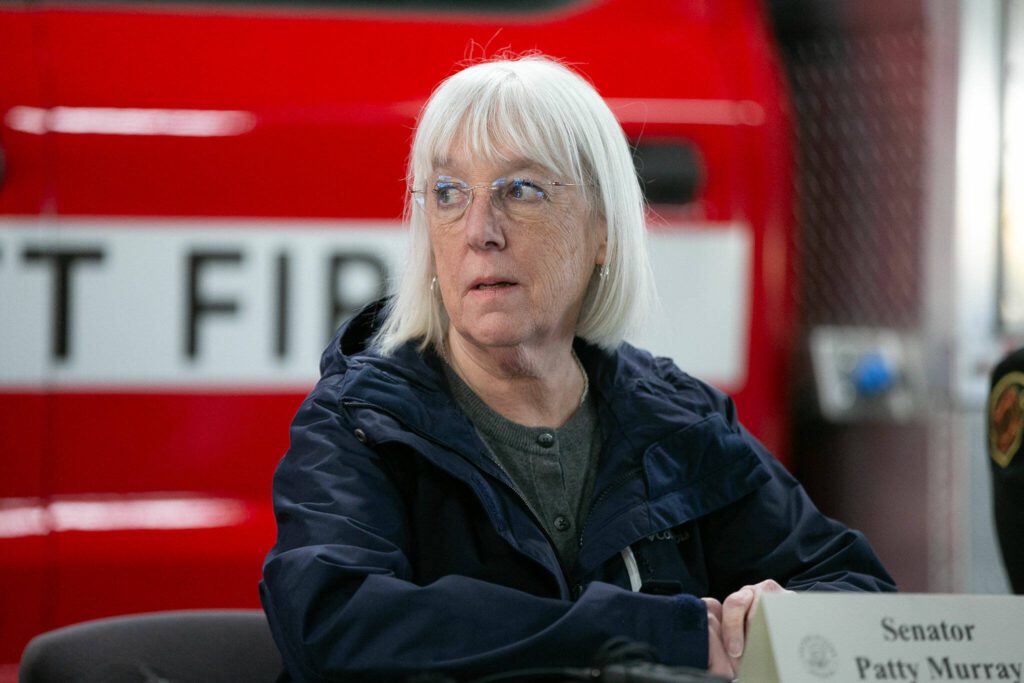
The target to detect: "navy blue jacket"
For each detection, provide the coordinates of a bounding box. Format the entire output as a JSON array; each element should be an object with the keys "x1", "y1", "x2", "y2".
[{"x1": 260, "y1": 302, "x2": 895, "y2": 681}]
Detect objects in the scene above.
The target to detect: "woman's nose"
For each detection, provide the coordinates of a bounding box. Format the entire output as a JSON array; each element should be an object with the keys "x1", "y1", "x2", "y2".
[{"x1": 463, "y1": 189, "x2": 507, "y2": 250}]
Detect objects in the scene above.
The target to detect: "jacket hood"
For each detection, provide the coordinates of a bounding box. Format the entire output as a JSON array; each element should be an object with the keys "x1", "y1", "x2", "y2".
[{"x1": 323, "y1": 298, "x2": 461, "y2": 402}]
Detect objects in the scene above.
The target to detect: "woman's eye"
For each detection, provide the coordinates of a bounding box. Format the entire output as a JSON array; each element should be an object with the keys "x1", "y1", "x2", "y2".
[
  {"x1": 505, "y1": 179, "x2": 546, "y2": 202},
  {"x1": 433, "y1": 184, "x2": 462, "y2": 207}
]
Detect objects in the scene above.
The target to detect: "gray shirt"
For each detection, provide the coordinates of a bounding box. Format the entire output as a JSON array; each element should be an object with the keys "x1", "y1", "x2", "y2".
[{"x1": 443, "y1": 363, "x2": 602, "y2": 573}]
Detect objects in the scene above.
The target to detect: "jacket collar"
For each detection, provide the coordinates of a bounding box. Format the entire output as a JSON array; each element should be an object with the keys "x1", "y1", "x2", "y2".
[{"x1": 326, "y1": 302, "x2": 701, "y2": 467}]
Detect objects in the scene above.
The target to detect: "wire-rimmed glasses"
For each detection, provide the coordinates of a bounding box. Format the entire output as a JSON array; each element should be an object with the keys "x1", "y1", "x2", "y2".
[{"x1": 410, "y1": 175, "x2": 589, "y2": 222}]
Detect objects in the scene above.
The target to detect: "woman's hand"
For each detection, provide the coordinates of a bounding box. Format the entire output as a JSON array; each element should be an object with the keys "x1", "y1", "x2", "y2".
[
  {"x1": 721, "y1": 579, "x2": 792, "y2": 671},
  {"x1": 702, "y1": 597, "x2": 734, "y2": 678}
]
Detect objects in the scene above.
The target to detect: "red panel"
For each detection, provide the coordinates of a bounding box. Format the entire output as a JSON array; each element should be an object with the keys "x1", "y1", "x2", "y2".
[
  {"x1": 43, "y1": 391, "x2": 300, "y2": 620},
  {"x1": 52, "y1": 505, "x2": 274, "y2": 625},
  {"x1": 0, "y1": 531, "x2": 49, "y2": 680},
  {"x1": 48, "y1": 392, "x2": 301, "y2": 496},
  {"x1": 0, "y1": 6, "x2": 51, "y2": 672},
  {"x1": 0, "y1": 7, "x2": 50, "y2": 214},
  {"x1": 0, "y1": 391, "x2": 295, "y2": 667},
  {"x1": 37, "y1": 1, "x2": 746, "y2": 219},
  {"x1": 0, "y1": 394, "x2": 48, "y2": 665},
  {"x1": 0, "y1": 394, "x2": 47, "y2": 498}
]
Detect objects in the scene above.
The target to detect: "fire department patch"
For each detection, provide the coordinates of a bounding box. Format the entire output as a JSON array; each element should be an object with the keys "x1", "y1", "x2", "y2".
[{"x1": 989, "y1": 371, "x2": 1024, "y2": 468}]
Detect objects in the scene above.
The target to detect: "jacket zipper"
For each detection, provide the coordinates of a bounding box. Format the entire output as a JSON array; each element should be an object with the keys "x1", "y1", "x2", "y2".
[
  {"x1": 569, "y1": 467, "x2": 643, "y2": 598},
  {"x1": 576, "y1": 466, "x2": 642, "y2": 552}
]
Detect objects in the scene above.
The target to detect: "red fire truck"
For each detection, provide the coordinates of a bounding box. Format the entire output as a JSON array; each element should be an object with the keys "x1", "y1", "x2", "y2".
[{"x1": 0, "y1": 0, "x2": 795, "y2": 676}]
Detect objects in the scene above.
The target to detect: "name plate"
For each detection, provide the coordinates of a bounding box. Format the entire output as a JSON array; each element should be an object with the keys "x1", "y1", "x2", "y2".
[{"x1": 738, "y1": 593, "x2": 1024, "y2": 682}]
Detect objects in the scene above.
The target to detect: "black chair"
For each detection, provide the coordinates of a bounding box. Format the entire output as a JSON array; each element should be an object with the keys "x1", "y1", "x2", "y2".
[{"x1": 19, "y1": 609, "x2": 282, "y2": 683}]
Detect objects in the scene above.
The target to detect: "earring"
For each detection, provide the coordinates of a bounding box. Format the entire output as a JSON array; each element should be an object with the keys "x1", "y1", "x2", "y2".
[
  {"x1": 431, "y1": 276, "x2": 438, "y2": 293},
  {"x1": 598, "y1": 264, "x2": 609, "y2": 280}
]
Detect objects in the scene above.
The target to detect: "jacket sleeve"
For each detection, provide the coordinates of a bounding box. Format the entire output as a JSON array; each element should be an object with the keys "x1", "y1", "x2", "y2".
[
  {"x1": 260, "y1": 380, "x2": 710, "y2": 682},
  {"x1": 699, "y1": 398, "x2": 897, "y2": 597},
  {"x1": 648, "y1": 357, "x2": 896, "y2": 598}
]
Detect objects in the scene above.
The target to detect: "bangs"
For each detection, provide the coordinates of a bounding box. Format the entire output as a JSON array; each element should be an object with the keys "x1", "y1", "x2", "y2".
[{"x1": 413, "y1": 64, "x2": 589, "y2": 187}]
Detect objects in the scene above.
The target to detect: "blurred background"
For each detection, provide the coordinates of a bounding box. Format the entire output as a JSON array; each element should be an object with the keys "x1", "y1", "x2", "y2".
[{"x1": 1, "y1": 0, "x2": 1021, "y2": 678}]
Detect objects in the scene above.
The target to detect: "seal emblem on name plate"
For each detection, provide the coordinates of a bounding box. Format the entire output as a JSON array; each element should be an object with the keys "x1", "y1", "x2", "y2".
[{"x1": 799, "y1": 634, "x2": 838, "y2": 678}]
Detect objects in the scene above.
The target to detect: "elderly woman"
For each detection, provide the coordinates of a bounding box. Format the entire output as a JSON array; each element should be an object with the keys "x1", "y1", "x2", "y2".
[{"x1": 260, "y1": 56, "x2": 894, "y2": 681}]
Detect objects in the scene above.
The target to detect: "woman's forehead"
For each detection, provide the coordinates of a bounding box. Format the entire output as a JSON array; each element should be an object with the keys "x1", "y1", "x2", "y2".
[
  {"x1": 429, "y1": 152, "x2": 552, "y2": 177},
  {"x1": 429, "y1": 137, "x2": 571, "y2": 177}
]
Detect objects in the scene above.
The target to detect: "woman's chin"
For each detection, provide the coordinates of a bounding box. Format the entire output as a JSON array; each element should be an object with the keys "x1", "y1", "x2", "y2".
[
  {"x1": 462, "y1": 328, "x2": 528, "y2": 350},
  {"x1": 455, "y1": 317, "x2": 536, "y2": 351},
  {"x1": 451, "y1": 309, "x2": 578, "y2": 353}
]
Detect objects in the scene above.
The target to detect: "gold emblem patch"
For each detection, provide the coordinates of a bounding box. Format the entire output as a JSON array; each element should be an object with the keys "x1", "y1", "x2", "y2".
[{"x1": 989, "y1": 371, "x2": 1024, "y2": 468}]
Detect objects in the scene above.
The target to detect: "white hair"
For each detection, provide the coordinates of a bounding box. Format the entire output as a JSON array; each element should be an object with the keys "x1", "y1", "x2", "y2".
[{"x1": 372, "y1": 55, "x2": 656, "y2": 354}]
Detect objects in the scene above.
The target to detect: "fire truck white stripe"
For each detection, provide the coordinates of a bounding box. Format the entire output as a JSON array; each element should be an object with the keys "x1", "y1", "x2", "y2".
[
  {"x1": 0, "y1": 218, "x2": 750, "y2": 389},
  {"x1": 5, "y1": 106, "x2": 257, "y2": 137},
  {"x1": 0, "y1": 495, "x2": 250, "y2": 537}
]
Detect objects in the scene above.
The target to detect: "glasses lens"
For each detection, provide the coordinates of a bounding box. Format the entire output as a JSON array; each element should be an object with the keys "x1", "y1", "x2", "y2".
[
  {"x1": 497, "y1": 178, "x2": 549, "y2": 219},
  {"x1": 429, "y1": 177, "x2": 468, "y2": 218}
]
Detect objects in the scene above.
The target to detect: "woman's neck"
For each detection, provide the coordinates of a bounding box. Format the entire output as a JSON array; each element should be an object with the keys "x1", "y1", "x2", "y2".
[{"x1": 444, "y1": 332, "x2": 586, "y2": 428}]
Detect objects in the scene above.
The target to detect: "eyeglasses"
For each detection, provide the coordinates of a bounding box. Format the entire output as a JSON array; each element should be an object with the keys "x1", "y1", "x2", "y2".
[{"x1": 410, "y1": 175, "x2": 589, "y2": 222}]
